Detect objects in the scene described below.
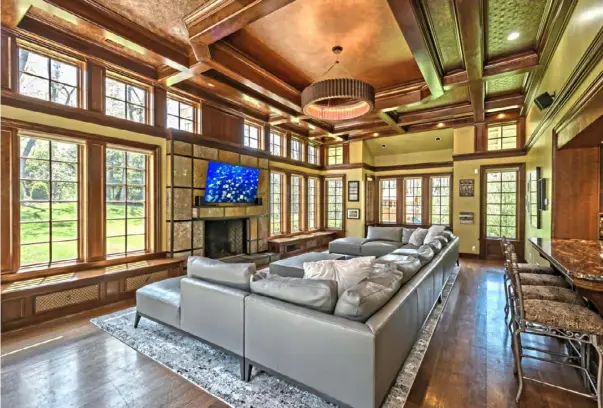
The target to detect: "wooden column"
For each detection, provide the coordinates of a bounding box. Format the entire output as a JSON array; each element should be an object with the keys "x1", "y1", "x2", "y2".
[
  {"x1": 87, "y1": 62, "x2": 105, "y2": 113},
  {"x1": 285, "y1": 133, "x2": 291, "y2": 159},
  {"x1": 86, "y1": 142, "x2": 106, "y2": 261},
  {"x1": 1, "y1": 128, "x2": 19, "y2": 273},
  {"x1": 1, "y1": 31, "x2": 17, "y2": 92},
  {"x1": 474, "y1": 123, "x2": 486, "y2": 152},
  {"x1": 343, "y1": 143, "x2": 350, "y2": 164},
  {"x1": 154, "y1": 86, "x2": 167, "y2": 129},
  {"x1": 263, "y1": 124, "x2": 271, "y2": 153},
  {"x1": 284, "y1": 173, "x2": 291, "y2": 234}
]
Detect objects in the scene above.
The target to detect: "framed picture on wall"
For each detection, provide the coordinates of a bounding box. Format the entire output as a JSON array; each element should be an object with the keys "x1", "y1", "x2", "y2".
[
  {"x1": 347, "y1": 208, "x2": 360, "y2": 219},
  {"x1": 348, "y1": 181, "x2": 360, "y2": 202},
  {"x1": 459, "y1": 179, "x2": 474, "y2": 197}
]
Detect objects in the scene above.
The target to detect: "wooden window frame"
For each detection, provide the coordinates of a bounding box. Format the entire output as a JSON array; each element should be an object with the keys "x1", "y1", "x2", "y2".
[
  {"x1": 243, "y1": 121, "x2": 262, "y2": 149},
  {"x1": 269, "y1": 130, "x2": 284, "y2": 157},
  {"x1": 104, "y1": 72, "x2": 152, "y2": 125},
  {"x1": 429, "y1": 175, "x2": 452, "y2": 226},
  {"x1": 403, "y1": 177, "x2": 423, "y2": 225},
  {"x1": 16, "y1": 42, "x2": 85, "y2": 109},
  {"x1": 166, "y1": 93, "x2": 200, "y2": 133},
  {"x1": 379, "y1": 178, "x2": 398, "y2": 224},
  {"x1": 327, "y1": 145, "x2": 343, "y2": 165},
  {"x1": 290, "y1": 174, "x2": 303, "y2": 233},
  {"x1": 487, "y1": 122, "x2": 519, "y2": 151},
  {"x1": 269, "y1": 171, "x2": 285, "y2": 236},
  {"x1": 324, "y1": 176, "x2": 346, "y2": 231},
  {"x1": 1, "y1": 121, "x2": 162, "y2": 279},
  {"x1": 308, "y1": 143, "x2": 319, "y2": 165},
  {"x1": 307, "y1": 177, "x2": 320, "y2": 231},
  {"x1": 290, "y1": 137, "x2": 303, "y2": 161}
]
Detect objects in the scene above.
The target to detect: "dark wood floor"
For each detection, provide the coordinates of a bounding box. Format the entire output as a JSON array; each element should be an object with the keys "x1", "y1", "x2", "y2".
[{"x1": 1, "y1": 259, "x2": 595, "y2": 407}]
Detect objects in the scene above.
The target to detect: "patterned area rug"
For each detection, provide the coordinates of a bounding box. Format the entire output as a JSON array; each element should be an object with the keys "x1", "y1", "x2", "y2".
[{"x1": 91, "y1": 266, "x2": 460, "y2": 407}]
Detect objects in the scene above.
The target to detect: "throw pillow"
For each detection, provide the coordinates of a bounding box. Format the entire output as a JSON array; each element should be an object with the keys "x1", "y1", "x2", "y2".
[
  {"x1": 409, "y1": 228, "x2": 428, "y2": 246},
  {"x1": 441, "y1": 230, "x2": 455, "y2": 241},
  {"x1": 416, "y1": 245, "x2": 435, "y2": 265},
  {"x1": 375, "y1": 254, "x2": 423, "y2": 284},
  {"x1": 250, "y1": 271, "x2": 338, "y2": 314},
  {"x1": 187, "y1": 256, "x2": 255, "y2": 291},
  {"x1": 402, "y1": 228, "x2": 415, "y2": 244},
  {"x1": 334, "y1": 269, "x2": 405, "y2": 322},
  {"x1": 304, "y1": 256, "x2": 375, "y2": 296},
  {"x1": 366, "y1": 226, "x2": 403, "y2": 242},
  {"x1": 434, "y1": 235, "x2": 448, "y2": 246},
  {"x1": 424, "y1": 225, "x2": 446, "y2": 244},
  {"x1": 426, "y1": 239, "x2": 442, "y2": 254}
]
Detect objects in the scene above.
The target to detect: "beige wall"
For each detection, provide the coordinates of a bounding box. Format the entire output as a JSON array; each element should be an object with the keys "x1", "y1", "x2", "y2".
[
  {"x1": 371, "y1": 149, "x2": 452, "y2": 167},
  {"x1": 453, "y1": 126, "x2": 475, "y2": 155}
]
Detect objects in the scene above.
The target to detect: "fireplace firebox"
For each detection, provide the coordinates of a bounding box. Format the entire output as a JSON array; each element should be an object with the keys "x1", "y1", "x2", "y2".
[{"x1": 204, "y1": 218, "x2": 247, "y2": 259}]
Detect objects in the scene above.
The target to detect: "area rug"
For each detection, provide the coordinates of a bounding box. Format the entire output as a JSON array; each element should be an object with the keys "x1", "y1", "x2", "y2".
[{"x1": 91, "y1": 266, "x2": 460, "y2": 407}]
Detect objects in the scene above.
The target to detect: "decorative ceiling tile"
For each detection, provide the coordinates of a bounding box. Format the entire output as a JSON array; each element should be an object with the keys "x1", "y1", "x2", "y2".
[
  {"x1": 423, "y1": 0, "x2": 464, "y2": 73},
  {"x1": 486, "y1": 0, "x2": 549, "y2": 60},
  {"x1": 486, "y1": 73, "x2": 526, "y2": 97}
]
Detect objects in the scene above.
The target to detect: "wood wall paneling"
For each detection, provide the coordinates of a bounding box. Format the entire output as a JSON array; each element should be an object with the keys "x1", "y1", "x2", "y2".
[
  {"x1": 201, "y1": 103, "x2": 244, "y2": 146},
  {"x1": 1, "y1": 128, "x2": 18, "y2": 273},
  {"x1": 86, "y1": 142, "x2": 105, "y2": 261},
  {"x1": 86, "y1": 61, "x2": 105, "y2": 113},
  {"x1": 154, "y1": 86, "x2": 167, "y2": 128}
]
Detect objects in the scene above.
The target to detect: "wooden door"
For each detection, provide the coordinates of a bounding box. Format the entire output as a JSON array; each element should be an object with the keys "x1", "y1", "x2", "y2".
[{"x1": 480, "y1": 164, "x2": 526, "y2": 260}]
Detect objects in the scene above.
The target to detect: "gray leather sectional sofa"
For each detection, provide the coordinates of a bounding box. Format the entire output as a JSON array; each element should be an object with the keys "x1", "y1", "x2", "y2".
[{"x1": 135, "y1": 226, "x2": 459, "y2": 408}]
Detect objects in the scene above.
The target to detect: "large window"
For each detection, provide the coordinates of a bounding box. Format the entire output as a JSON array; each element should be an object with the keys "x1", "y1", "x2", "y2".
[
  {"x1": 290, "y1": 175, "x2": 301, "y2": 232},
  {"x1": 380, "y1": 179, "x2": 397, "y2": 224},
  {"x1": 270, "y1": 131, "x2": 284, "y2": 156},
  {"x1": 487, "y1": 123, "x2": 517, "y2": 151},
  {"x1": 270, "y1": 172, "x2": 283, "y2": 235},
  {"x1": 105, "y1": 148, "x2": 148, "y2": 256},
  {"x1": 308, "y1": 143, "x2": 318, "y2": 165},
  {"x1": 327, "y1": 146, "x2": 343, "y2": 165},
  {"x1": 326, "y1": 178, "x2": 343, "y2": 229},
  {"x1": 18, "y1": 48, "x2": 79, "y2": 107},
  {"x1": 430, "y1": 176, "x2": 450, "y2": 225},
  {"x1": 244, "y1": 123, "x2": 261, "y2": 149},
  {"x1": 105, "y1": 76, "x2": 147, "y2": 123},
  {"x1": 308, "y1": 177, "x2": 319, "y2": 230},
  {"x1": 485, "y1": 169, "x2": 518, "y2": 239},
  {"x1": 167, "y1": 97, "x2": 195, "y2": 132},
  {"x1": 404, "y1": 178, "x2": 422, "y2": 224},
  {"x1": 290, "y1": 138, "x2": 302, "y2": 161},
  {"x1": 19, "y1": 136, "x2": 80, "y2": 267}
]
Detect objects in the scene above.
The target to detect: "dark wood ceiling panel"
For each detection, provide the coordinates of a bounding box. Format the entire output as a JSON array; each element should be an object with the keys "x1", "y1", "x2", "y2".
[
  {"x1": 396, "y1": 85, "x2": 469, "y2": 112},
  {"x1": 422, "y1": 0, "x2": 464, "y2": 73},
  {"x1": 486, "y1": 72, "x2": 526, "y2": 97},
  {"x1": 485, "y1": 0, "x2": 549, "y2": 61}
]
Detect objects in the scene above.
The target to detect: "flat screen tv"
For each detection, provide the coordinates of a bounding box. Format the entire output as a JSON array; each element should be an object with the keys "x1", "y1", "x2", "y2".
[{"x1": 204, "y1": 161, "x2": 260, "y2": 204}]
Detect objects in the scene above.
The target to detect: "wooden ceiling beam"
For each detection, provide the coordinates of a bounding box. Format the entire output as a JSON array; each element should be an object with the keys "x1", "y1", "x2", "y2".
[
  {"x1": 39, "y1": 0, "x2": 189, "y2": 70},
  {"x1": 454, "y1": 0, "x2": 485, "y2": 122},
  {"x1": 387, "y1": 0, "x2": 444, "y2": 99},
  {"x1": 377, "y1": 111, "x2": 406, "y2": 134},
  {"x1": 483, "y1": 51, "x2": 539, "y2": 79},
  {"x1": 397, "y1": 102, "x2": 473, "y2": 126},
  {"x1": 184, "y1": 0, "x2": 295, "y2": 46},
  {"x1": 485, "y1": 93, "x2": 525, "y2": 112}
]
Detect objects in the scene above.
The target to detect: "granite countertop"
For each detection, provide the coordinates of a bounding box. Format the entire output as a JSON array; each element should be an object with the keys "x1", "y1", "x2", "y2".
[{"x1": 529, "y1": 237, "x2": 603, "y2": 284}]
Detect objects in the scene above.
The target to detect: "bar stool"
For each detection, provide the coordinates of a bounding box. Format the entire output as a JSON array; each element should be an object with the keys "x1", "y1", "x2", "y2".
[{"x1": 508, "y1": 258, "x2": 603, "y2": 406}]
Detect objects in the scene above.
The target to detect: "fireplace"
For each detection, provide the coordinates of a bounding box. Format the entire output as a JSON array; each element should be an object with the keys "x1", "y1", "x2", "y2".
[{"x1": 204, "y1": 218, "x2": 247, "y2": 259}]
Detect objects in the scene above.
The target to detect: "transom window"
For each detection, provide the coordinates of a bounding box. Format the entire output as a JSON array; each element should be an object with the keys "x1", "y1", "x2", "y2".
[
  {"x1": 326, "y1": 178, "x2": 343, "y2": 229},
  {"x1": 105, "y1": 76, "x2": 147, "y2": 123},
  {"x1": 19, "y1": 136, "x2": 80, "y2": 267},
  {"x1": 270, "y1": 172, "x2": 283, "y2": 235},
  {"x1": 485, "y1": 169, "x2": 518, "y2": 239},
  {"x1": 290, "y1": 175, "x2": 301, "y2": 232},
  {"x1": 487, "y1": 123, "x2": 517, "y2": 151},
  {"x1": 167, "y1": 97, "x2": 195, "y2": 132},
  {"x1": 430, "y1": 176, "x2": 450, "y2": 225},
  {"x1": 105, "y1": 148, "x2": 148, "y2": 256},
  {"x1": 404, "y1": 178, "x2": 422, "y2": 224},
  {"x1": 18, "y1": 48, "x2": 79, "y2": 107},
  {"x1": 270, "y1": 131, "x2": 284, "y2": 156},
  {"x1": 244, "y1": 123, "x2": 261, "y2": 149},
  {"x1": 380, "y1": 179, "x2": 397, "y2": 224},
  {"x1": 308, "y1": 177, "x2": 318, "y2": 230},
  {"x1": 327, "y1": 146, "x2": 343, "y2": 165},
  {"x1": 290, "y1": 138, "x2": 302, "y2": 161},
  {"x1": 308, "y1": 143, "x2": 318, "y2": 165}
]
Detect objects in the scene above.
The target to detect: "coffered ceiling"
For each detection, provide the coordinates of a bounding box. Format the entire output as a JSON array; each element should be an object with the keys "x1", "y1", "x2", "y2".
[{"x1": 1, "y1": 0, "x2": 577, "y2": 144}]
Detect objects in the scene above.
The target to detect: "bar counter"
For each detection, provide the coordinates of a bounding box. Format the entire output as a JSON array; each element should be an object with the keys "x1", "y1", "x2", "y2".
[{"x1": 529, "y1": 237, "x2": 603, "y2": 311}]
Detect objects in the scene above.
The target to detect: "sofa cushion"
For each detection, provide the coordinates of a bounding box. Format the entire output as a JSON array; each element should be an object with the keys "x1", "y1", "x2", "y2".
[
  {"x1": 360, "y1": 240, "x2": 404, "y2": 257},
  {"x1": 375, "y1": 254, "x2": 423, "y2": 285},
  {"x1": 409, "y1": 228, "x2": 428, "y2": 246},
  {"x1": 391, "y1": 244, "x2": 420, "y2": 256},
  {"x1": 416, "y1": 245, "x2": 436, "y2": 265},
  {"x1": 433, "y1": 235, "x2": 448, "y2": 246},
  {"x1": 136, "y1": 276, "x2": 183, "y2": 328},
  {"x1": 426, "y1": 239, "x2": 442, "y2": 254},
  {"x1": 441, "y1": 230, "x2": 455, "y2": 241},
  {"x1": 334, "y1": 269, "x2": 405, "y2": 322},
  {"x1": 270, "y1": 252, "x2": 345, "y2": 278},
  {"x1": 329, "y1": 237, "x2": 366, "y2": 256},
  {"x1": 250, "y1": 271, "x2": 338, "y2": 314},
  {"x1": 187, "y1": 256, "x2": 255, "y2": 291},
  {"x1": 424, "y1": 225, "x2": 447, "y2": 244},
  {"x1": 304, "y1": 256, "x2": 375, "y2": 296},
  {"x1": 402, "y1": 228, "x2": 415, "y2": 244},
  {"x1": 366, "y1": 226, "x2": 403, "y2": 242}
]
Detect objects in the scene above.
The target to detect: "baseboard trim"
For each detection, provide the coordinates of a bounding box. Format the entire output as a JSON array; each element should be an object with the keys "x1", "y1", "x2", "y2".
[{"x1": 459, "y1": 253, "x2": 480, "y2": 259}]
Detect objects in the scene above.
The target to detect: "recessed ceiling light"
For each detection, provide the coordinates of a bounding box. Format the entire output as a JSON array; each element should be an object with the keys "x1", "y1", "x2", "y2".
[
  {"x1": 208, "y1": 82, "x2": 215, "y2": 87},
  {"x1": 437, "y1": 122, "x2": 445, "y2": 128},
  {"x1": 497, "y1": 113, "x2": 507, "y2": 119},
  {"x1": 381, "y1": 144, "x2": 386, "y2": 149},
  {"x1": 507, "y1": 32, "x2": 520, "y2": 41},
  {"x1": 435, "y1": 137, "x2": 441, "y2": 142},
  {"x1": 372, "y1": 132, "x2": 379, "y2": 137}
]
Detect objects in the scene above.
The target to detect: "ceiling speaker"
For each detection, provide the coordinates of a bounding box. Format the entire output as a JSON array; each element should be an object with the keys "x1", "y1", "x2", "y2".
[{"x1": 534, "y1": 92, "x2": 554, "y2": 111}]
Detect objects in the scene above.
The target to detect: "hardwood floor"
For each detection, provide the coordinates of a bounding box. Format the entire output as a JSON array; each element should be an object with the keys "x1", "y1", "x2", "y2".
[{"x1": 1, "y1": 259, "x2": 596, "y2": 407}]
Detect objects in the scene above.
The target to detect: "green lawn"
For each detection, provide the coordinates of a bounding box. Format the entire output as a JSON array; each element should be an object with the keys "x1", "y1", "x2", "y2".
[{"x1": 20, "y1": 202, "x2": 145, "y2": 266}]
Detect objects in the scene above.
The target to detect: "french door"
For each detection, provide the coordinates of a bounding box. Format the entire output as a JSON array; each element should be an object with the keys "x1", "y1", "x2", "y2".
[{"x1": 480, "y1": 164, "x2": 525, "y2": 260}]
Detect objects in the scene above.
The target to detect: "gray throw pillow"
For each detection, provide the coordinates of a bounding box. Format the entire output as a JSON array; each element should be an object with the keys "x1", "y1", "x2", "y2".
[
  {"x1": 366, "y1": 226, "x2": 403, "y2": 242},
  {"x1": 250, "y1": 271, "x2": 338, "y2": 314},
  {"x1": 426, "y1": 239, "x2": 442, "y2": 254},
  {"x1": 434, "y1": 235, "x2": 448, "y2": 246},
  {"x1": 409, "y1": 228, "x2": 428, "y2": 246},
  {"x1": 424, "y1": 225, "x2": 446, "y2": 244},
  {"x1": 402, "y1": 228, "x2": 415, "y2": 244},
  {"x1": 334, "y1": 269, "x2": 404, "y2": 322},
  {"x1": 416, "y1": 245, "x2": 435, "y2": 266},
  {"x1": 441, "y1": 230, "x2": 455, "y2": 241},
  {"x1": 187, "y1": 256, "x2": 255, "y2": 291},
  {"x1": 375, "y1": 254, "x2": 422, "y2": 284}
]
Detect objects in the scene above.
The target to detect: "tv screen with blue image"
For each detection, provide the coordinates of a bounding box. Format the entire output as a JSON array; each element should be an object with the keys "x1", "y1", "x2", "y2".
[{"x1": 204, "y1": 161, "x2": 260, "y2": 203}]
